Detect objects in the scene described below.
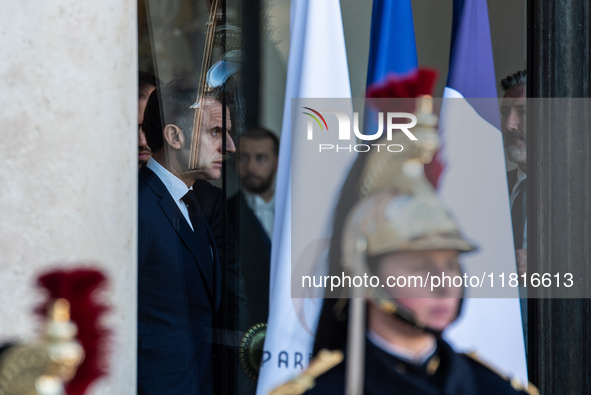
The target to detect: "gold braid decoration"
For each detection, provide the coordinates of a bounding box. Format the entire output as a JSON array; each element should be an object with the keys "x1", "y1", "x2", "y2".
[
  {"x1": 269, "y1": 350, "x2": 344, "y2": 395},
  {"x1": 358, "y1": 96, "x2": 440, "y2": 199},
  {"x1": 0, "y1": 299, "x2": 84, "y2": 395}
]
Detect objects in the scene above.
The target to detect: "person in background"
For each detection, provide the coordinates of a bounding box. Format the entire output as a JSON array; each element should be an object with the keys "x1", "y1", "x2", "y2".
[
  {"x1": 138, "y1": 71, "x2": 159, "y2": 168},
  {"x1": 500, "y1": 70, "x2": 527, "y2": 276},
  {"x1": 228, "y1": 127, "x2": 279, "y2": 325},
  {"x1": 500, "y1": 69, "x2": 528, "y2": 354}
]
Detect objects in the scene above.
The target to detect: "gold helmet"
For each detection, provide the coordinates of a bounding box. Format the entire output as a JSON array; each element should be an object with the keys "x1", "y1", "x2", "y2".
[
  {"x1": 342, "y1": 96, "x2": 474, "y2": 274},
  {"x1": 314, "y1": 97, "x2": 475, "y2": 353}
]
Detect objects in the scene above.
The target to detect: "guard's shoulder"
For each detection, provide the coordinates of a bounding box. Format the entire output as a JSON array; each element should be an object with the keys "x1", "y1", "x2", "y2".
[{"x1": 462, "y1": 352, "x2": 539, "y2": 395}]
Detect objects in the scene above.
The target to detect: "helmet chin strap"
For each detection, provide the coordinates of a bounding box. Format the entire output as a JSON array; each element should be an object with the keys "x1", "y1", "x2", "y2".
[
  {"x1": 374, "y1": 298, "x2": 442, "y2": 337},
  {"x1": 341, "y1": 210, "x2": 467, "y2": 339},
  {"x1": 373, "y1": 296, "x2": 463, "y2": 338}
]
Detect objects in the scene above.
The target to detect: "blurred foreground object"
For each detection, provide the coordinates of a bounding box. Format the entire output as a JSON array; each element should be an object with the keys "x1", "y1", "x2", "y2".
[
  {"x1": 0, "y1": 269, "x2": 109, "y2": 395},
  {"x1": 306, "y1": 79, "x2": 538, "y2": 394},
  {"x1": 269, "y1": 350, "x2": 343, "y2": 395}
]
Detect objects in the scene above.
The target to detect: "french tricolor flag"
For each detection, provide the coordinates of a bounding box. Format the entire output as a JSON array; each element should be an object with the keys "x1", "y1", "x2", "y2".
[{"x1": 437, "y1": 0, "x2": 528, "y2": 386}]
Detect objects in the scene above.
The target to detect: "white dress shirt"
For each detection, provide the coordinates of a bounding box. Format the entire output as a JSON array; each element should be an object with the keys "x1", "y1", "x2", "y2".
[{"x1": 146, "y1": 158, "x2": 193, "y2": 230}]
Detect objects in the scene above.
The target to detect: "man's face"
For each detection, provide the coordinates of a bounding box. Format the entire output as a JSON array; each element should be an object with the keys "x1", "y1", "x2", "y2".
[
  {"x1": 138, "y1": 84, "x2": 156, "y2": 168},
  {"x1": 500, "y1": 85, "x2": 527, "y2": 165},
  {"x1": 376, "y1": 249, "x2": 462, "y2": 331},
  {"x1": 237, "y1": 137, "x2": 278, "y2": 195},
  {"x1": 193, "y1": 99, "x2": 235, "y2": 180}
]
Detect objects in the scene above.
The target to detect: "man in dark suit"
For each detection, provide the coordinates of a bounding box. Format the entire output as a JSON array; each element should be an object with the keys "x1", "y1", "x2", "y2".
[
  {"x1": 138, "y1": 79, "x2": 235, "y2": 394},
  {"x1": 228, "y1": 127, "x2": 279, "y2": 326},
  {"x1": 500, "y1": 70, "x2": 527, "y2": 276}
]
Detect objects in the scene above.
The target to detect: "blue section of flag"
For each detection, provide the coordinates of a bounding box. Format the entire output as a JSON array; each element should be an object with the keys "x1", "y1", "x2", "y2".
[
  {"x1": 446, "y1": 0, "x2": 500, "y2": 128},
  {"x1": 366, "y1": 0, "x2": 418, "y2": 87},
  {"x1": 364, "y1": 0, "x2": 417, "y2": 139}
]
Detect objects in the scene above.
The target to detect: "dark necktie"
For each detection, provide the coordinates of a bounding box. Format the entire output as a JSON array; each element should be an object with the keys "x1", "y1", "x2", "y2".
[
  {"x1": 181, "y1": 191, "x2": 215, "y2": 261},
  {"x1": 511, "y1": 178, "x2": 527, "y2": 249}
]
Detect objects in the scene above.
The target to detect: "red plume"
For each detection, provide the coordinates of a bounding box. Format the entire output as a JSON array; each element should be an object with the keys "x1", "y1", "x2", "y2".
[
  {"x1": 36, "y1": 268, "x2": 110, "y2": 395},
  {"x1": 366, "y1": 68, "x2": 443, "y2": 189},
  {"x1": 366, "y1": 68, "x2": 438, "y2": 100}
]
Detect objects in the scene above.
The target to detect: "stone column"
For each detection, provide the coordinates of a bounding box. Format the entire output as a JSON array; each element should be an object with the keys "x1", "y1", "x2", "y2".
[
  {"x1": 528, "y1": 0, "x2": 591, "y2": 392},
  {"x1": 0, "y1": 1, "x2": 137, "y2": 393}
]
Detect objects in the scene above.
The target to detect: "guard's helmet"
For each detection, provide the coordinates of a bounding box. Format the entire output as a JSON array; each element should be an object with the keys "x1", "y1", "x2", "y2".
[{"x1": 314, "y1": 97, "x2": 475, "y2": 353}]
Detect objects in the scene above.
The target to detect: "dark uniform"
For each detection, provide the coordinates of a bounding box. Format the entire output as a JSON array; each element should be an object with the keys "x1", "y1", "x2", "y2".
[{"x1": 308, "y1": 338, "x2": 534, "y2": 394}]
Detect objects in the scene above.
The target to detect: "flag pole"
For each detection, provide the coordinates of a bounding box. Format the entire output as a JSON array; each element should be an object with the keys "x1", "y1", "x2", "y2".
[
  {"x1": 345, "y1": 238, "x2": 367, "y2": 395},
  {"x1": 345, "y1": 295, "x2": 365, "y2": 395}
]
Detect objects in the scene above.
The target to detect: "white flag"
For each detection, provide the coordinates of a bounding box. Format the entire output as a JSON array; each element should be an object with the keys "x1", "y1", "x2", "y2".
[{"x1": 256, "y1": 1, "x2": 353, "y2": 394}]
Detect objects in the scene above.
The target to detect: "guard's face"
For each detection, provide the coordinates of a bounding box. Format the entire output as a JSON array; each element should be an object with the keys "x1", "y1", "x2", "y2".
[
  {"x1": 500, "y1": 85, "x2": 527, "y2": 165},
  {"x1": 237, "y1": 137, "x2": 278, "y2": 194},
  {"x1": 194, "y1": 99, "x2": 235, "y2": 180},
  {"x1": 138, "y1": 85, "x2": 156, "y2": 168},
  {"x1": 376, "y1": 249, "x2": 462, "y2": 331}
]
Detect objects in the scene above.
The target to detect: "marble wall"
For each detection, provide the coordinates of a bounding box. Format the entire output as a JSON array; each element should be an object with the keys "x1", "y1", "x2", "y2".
[{"x1": 0, "y1": 1, "x2": 137, "y2": 393}]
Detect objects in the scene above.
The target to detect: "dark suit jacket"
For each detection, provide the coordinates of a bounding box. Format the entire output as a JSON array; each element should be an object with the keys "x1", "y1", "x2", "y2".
[
  {"x1": 193, "y1": 180, "x2": 238, "y2": 280},
  {"x1": 227, "y1": 191, "x2": 271, "y2": 326},
  {"x1": 507, "y1": 169, "x2": 526, "y2": 249},
  {"x1": 138, "y1": 166, "x2": 221, "y2": 395},
  {"x1": 193, "y1": 180, "x2": 250, "y2": 395}
]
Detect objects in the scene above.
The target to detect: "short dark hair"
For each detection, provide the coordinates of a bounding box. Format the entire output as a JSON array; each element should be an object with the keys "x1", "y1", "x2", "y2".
[
  {"x1": 143, "y1": 79, "x2": 224, "y2": 152},
  {"x1": 501, "y1": 70, "x2": 527, "y2": 91},
  {"x1": 139, "y1": 71, "x2": 160, "y2": 92},
  {"x1": 238, "y1": 127, "x2": 279, "y2": 156}
]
